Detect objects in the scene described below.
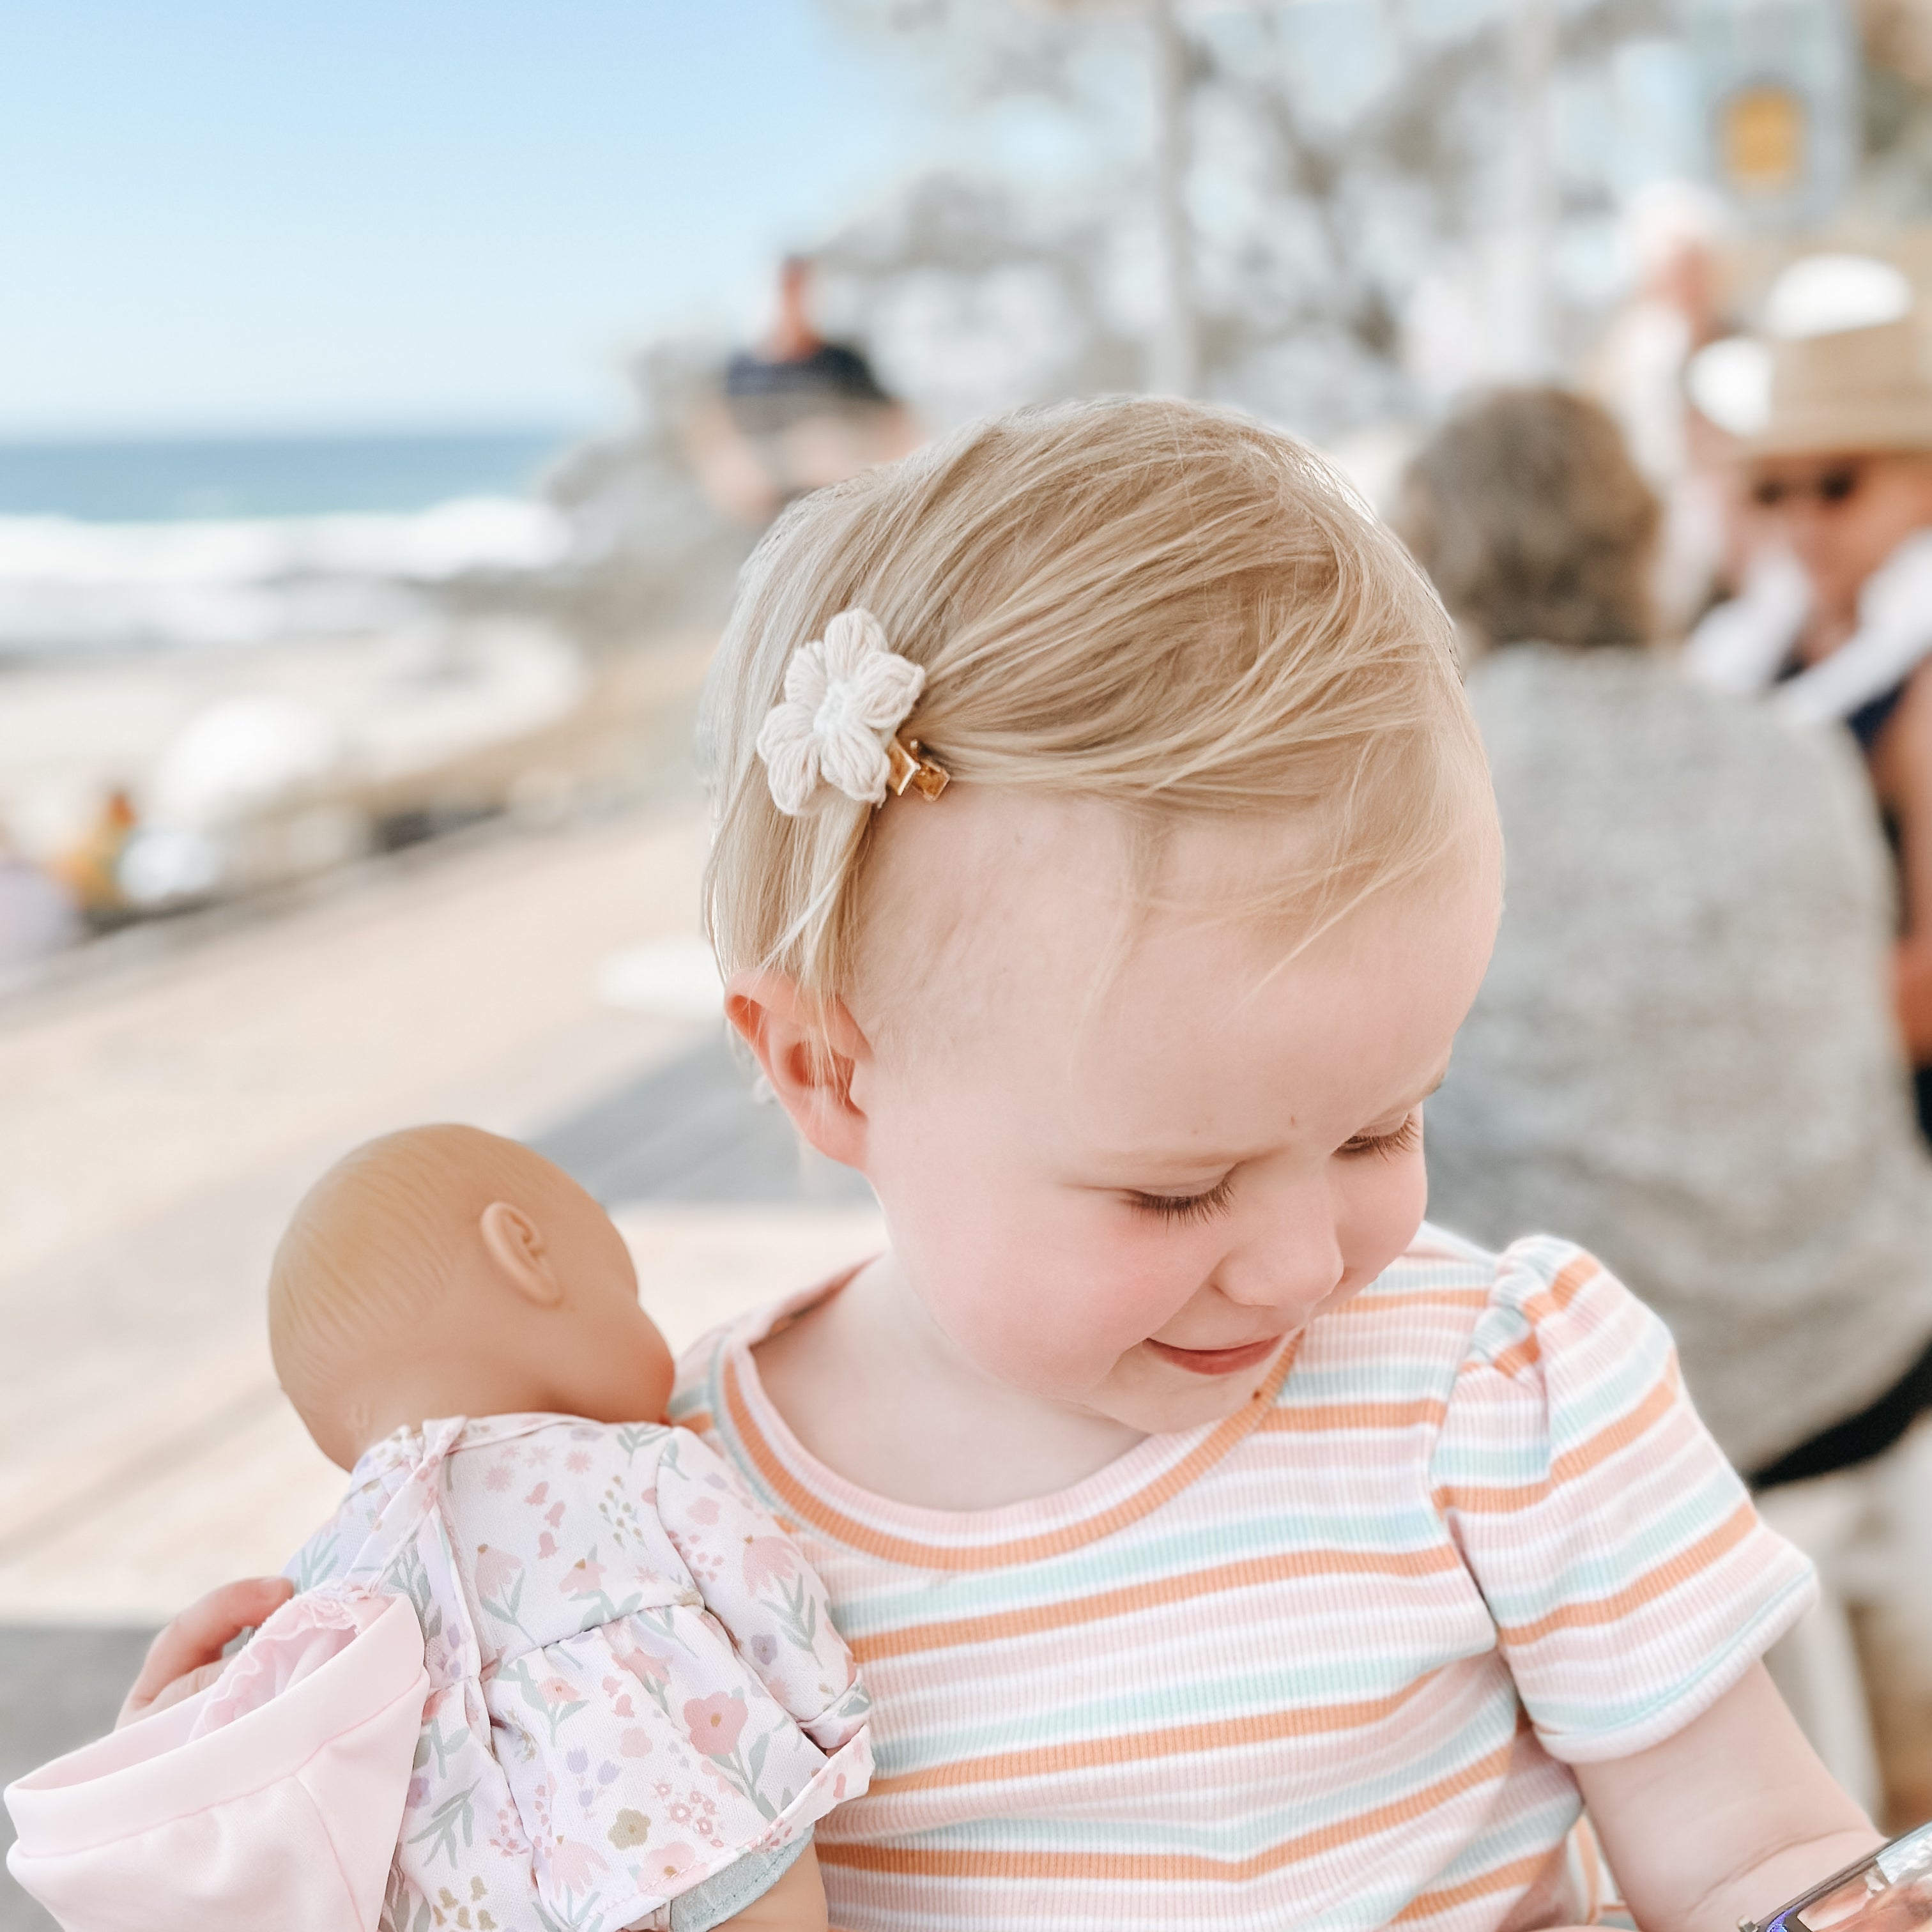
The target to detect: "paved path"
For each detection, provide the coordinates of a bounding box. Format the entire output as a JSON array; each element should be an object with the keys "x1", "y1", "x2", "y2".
[{"x1": 0, "y1": 800, "x2": 882, "y2": 1929}]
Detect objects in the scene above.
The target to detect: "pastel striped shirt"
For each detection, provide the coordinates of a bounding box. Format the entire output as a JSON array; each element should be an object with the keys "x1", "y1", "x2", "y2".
[{"x1": 668, "y1": 1227, "x2": 1815, "y2": 1932}]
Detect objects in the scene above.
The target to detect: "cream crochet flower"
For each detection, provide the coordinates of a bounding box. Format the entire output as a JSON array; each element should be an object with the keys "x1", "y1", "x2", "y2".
[{"x1": 755, "y1": 608, "x2": 926, "y2": 816}]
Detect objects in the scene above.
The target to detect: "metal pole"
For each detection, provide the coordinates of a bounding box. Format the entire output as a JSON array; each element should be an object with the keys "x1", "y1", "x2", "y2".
[
  {"x1": 1148, "y1": 0, "x2": 1199, "y2": 395},
  {"x1": 1510, "y1": 0, "x2": 1556, "y2": 375}
]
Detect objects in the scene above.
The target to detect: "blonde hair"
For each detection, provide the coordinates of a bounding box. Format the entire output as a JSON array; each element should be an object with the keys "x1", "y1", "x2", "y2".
[{"x1": 701, "y1": 396, "x2": 1491, "y2": 1003}]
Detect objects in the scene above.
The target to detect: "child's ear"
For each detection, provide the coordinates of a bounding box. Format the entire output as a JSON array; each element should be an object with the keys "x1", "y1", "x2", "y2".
[
  {"x1": 479, "y1": 1202, "x2": 567, "y2": 1308},
  {"x1": 724, "y1": 970, "x2": 870, "y2": 1171}
]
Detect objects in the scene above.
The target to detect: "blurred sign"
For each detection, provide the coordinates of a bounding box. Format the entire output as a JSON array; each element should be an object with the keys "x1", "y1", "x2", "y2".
[
  {"x1": 1691, "y1": 0, "x2": 1859, "y2": 230},
  {"x1": 1720, "y1": 82, "x2": 1806, "y2": 192}
]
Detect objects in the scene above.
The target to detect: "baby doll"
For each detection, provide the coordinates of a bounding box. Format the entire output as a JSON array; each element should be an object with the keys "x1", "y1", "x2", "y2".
[{"x1": 271, "y1": 1124, "x2": 871, "y2": 1932}]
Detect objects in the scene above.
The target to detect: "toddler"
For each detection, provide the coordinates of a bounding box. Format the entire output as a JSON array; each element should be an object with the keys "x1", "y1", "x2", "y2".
[
  {"x1": 51, "y1": 1127, "x2": 871, "y2": 1932},
  {"x1": 137, "y1": 400, "x2": 1874, "y2": 1931}
]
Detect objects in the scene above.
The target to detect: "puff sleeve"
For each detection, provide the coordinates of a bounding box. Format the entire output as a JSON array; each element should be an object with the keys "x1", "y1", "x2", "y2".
[
  {"x1": 655, "y1": 1429, "x2": 871, "y2": 1756},
  {"x1": 1431, "y1": 1239, "x2": 1817, "y2": 1763}
]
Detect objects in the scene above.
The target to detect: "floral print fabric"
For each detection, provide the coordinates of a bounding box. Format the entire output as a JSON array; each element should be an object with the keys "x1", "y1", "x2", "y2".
[{"x1": 286, "y1": 1414, "x2": 872, "y2": 1932}]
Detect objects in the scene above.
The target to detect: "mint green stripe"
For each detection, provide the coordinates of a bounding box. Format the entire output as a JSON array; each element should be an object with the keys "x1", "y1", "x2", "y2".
[
  {"x1": 878, "y1": 1690, "x2": 1522, "y2": 1857},
  {"x1": 828, "y1": 1509, "x2": 1454, "y2": 1636},
  {"x1": 877, "y1": 1661, "x2": 1517, "y2": 1786},
  {"x1": 1524, "y1": 1569, "x2": 1811, "y2": 1736},
  {"x1": 1475, "y1": 1468, "x2": 1747, "y2": 1623}
]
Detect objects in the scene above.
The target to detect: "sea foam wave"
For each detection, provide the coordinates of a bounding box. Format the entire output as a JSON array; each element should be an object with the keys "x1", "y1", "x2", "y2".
[{"x1": 0, "y1": 496, "x2": 572, "y2": 656}]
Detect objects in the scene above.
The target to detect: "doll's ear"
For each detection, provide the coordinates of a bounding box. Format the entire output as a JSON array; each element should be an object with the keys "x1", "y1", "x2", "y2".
[{"x1": 479, "y1": 1202, "x2": 566, "y2": 1308}]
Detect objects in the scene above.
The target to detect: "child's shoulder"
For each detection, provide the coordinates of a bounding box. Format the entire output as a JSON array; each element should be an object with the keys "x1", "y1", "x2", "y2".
[
  {"x1": 667, "y1": 1287, "x2": 829, "y2": 1439},
  {"x1": 1369, "y1": 1228, "x2": 1694, "y2": 1507},
  {"x1": 1330, "y1": 1223, "x2": 1664, "y2": 1402}
]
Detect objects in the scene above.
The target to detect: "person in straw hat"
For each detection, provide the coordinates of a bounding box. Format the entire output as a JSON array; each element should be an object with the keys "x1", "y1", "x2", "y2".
[{"x1": 1689, "y1": 256, "x2": 1932, "y2": 1144}]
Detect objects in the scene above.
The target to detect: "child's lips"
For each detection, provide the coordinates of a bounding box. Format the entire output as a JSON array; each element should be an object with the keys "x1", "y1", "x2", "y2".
[{"x1": 1145, "y1": 1334, "x2": 1285, "y2": 1377}]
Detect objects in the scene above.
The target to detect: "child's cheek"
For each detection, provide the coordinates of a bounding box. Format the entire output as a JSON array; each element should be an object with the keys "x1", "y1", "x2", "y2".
[
  {"x1": 1024, "y1": 1230, "x2": 1203, "y2": 1381},
  {"x1": 1342, "y1": 1152, "x2": 1431, "y2": 1282},
  {"x1": 931, "y1": 1218, "x2": 1193, "y2": 1396}
]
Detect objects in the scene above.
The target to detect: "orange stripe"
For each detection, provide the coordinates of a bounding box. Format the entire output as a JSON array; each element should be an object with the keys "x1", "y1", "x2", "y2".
[
  {"x1": 1518, "y1": 1252, "x2": 1604, "y2": 1324},
  {"x1": 820, "y1": 1738, "x2": 1515, "y2": 1881},
  {"x1": 1436, "y1": 1250, "x2": 1604, "y2": 1416},
  {"x1": 722, "y1": 1340, "x2": 1300, "y2": 1570},
  {"x1": 1488, "y1": 1332, "x2": 1542, "y2": 1380},
  {"x1": 850, "y1": 1544, "x2": 1463, "y2": 1664},
  {"x1": 1404, "y1": 1238, "x2": 1475, "y2": 1261},
  {"x1": 1392, "y1": 1849, "x2": 1561, "y2": 1921},
  {"x1": 1355, "y1": 1288, "x2": 1494, "y2": 1311},
  {"x1": 1435, "y1": 1363, "x2": 1681, "y2": 1515},
  {"x1": 1261, "y1": 1397, "x2": 1446, "y2": 1433},
  {"x1": 866, "y1": 1675, "x2": 1439, "y2": 1796},
  {"x1": 1496, "y1": 1499, "x2": 1758, "y2": 1644}
]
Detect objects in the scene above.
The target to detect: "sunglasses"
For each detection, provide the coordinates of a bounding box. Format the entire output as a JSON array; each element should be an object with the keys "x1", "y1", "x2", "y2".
[{"x1": 1751, "y1": 466, "x2": 1864, "y2": 510}]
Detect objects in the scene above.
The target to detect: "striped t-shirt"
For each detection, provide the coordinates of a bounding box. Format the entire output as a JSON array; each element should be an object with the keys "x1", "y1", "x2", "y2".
[{"x1": 669, "y1": 1227, "x2": 1815, "y2": 1932}]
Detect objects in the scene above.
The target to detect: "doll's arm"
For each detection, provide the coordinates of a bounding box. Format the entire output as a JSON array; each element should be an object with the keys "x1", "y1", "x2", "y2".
[
  {"x1": 1576, "y1": 1664, "x2": 1877, "y2": 1932},
  {"x1": 622, "y1": 1844, "x2": 829, "y2": 1932},
  {"x1": 716, "y1": 1843, "x2": 828, "y2": 1932}
]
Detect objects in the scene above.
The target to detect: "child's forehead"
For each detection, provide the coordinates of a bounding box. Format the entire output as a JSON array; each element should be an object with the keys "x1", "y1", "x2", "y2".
[{"x1": 850, "y1": 786, "x2": 1496, "y2": 1064}]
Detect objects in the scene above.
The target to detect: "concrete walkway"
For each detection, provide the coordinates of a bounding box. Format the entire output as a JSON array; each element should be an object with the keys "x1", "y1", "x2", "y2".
[{"x1": 0, "y1": 801, "x2": 882, "y2": 1929}]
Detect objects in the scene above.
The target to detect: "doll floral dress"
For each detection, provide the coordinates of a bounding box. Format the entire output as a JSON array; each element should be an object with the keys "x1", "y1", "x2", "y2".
[{"x1": 287, "y1": 1414, "x2": 873, "y2": 1932}]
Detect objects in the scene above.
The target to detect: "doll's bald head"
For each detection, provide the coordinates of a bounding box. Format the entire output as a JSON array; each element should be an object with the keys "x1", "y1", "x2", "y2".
[{"x1": 270, "y1": 1125, "x2": 675, "y2": 1469}]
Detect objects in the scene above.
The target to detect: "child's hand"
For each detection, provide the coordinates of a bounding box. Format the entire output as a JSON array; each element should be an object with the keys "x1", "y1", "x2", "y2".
[
  {"x1": 1579, "y1": 1663, "x2": 1878, "y2": 1932},
  {"x1": 118, "y1": 1576, "x2": 293, "y2": 1728}
]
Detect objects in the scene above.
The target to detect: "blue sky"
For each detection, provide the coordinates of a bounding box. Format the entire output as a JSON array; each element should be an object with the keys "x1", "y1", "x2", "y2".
[{"x1": 0, "y1": 3, "x2": 935, "y2": 436}]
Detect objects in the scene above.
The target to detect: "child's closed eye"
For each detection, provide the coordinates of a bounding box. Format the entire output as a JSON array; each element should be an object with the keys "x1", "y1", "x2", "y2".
[
  {"x1": 1126, "y1": 1177, "x2": 1236, "y2": 1226},
  {"x1": 1338, "y1": 1114, "x2": 1422, "y2": 1160}
]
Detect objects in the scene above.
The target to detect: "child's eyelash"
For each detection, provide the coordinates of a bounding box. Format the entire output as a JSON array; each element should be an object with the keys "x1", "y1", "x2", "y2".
[
  {"x1": 1127, "y1": 1117, "x2": 1421, "y2": 1218},
  {"x1": 1340, "y1": 1115, "x2": 1423, "y2": 1160},
  {"x1": 1128, "y1": 1178, "x2": 1236, "y2": 1225}
]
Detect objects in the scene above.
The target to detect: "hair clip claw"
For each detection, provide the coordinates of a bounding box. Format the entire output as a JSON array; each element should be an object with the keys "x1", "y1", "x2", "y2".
[{"x1": 887, "y1": 735, "x2": 950, "y2": 801}]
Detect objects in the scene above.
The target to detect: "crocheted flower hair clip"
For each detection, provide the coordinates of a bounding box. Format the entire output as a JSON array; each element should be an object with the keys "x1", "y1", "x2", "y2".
[{"x1": 755, "y1": 608, "x2": 949, "y2": 817}]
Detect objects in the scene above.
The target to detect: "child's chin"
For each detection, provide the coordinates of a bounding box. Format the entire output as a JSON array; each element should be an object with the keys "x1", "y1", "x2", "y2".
[{"x1": 1109, "y1": 1364, "x2": 1273, "y2": 1435}]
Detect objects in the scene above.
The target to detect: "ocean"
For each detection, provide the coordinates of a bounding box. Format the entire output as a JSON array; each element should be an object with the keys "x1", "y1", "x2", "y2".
[
  {"x1": 0, "y1": 427, "x2": 580, "y2": 657},
  {"x1": 0, "y1": 428, "x2": 571, "y2": 523}
]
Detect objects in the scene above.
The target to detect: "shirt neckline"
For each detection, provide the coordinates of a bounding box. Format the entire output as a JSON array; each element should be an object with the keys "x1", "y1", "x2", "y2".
[{"x1": 714, "y1": 1274, "x2": 1300, "y2": 1571}]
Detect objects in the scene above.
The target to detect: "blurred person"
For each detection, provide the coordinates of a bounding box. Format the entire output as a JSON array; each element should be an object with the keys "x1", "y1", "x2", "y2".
[
  {"x1": 1590, "y1": 185, "x2": 1733, "y2": 634},
  {"x1": 686, "y1": 255, "x2": 919, "y2": 526},
  {"x1": 1405, "y1": 385, "x2": 1932, "y2": 1814},
  {"x1": 49, "y1": 785, "x2": 137, "y2": 925},
  {"x1": 1594, "y1": 184, "x2": 1725, "y2": 487},
  {"x1": 1685, "y1": 266, "x2": 1932, "y2": 1139},
  {"x1": 0, "y1": 826, "x2": 79, "y2": 978}
]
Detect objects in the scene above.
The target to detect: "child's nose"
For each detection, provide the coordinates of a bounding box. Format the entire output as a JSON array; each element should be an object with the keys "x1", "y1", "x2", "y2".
[{"x1": 1215, "y1": 1195, "x2": 1345, "y2": 1319}]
